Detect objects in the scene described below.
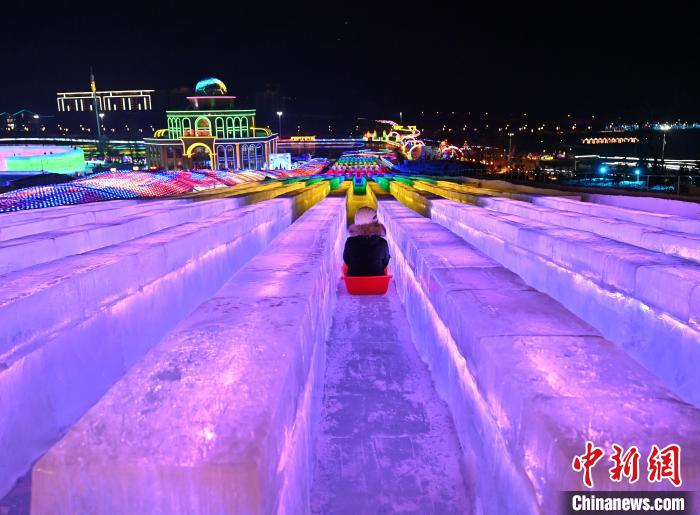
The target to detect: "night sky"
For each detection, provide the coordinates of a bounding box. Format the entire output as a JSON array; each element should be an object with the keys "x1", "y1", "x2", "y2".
[{"x1": 3, "y1": 3, "x2": 698, "y2": 124}]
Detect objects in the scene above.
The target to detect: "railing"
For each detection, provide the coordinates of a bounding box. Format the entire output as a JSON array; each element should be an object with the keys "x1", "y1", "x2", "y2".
[{"x1": 249, "y1": 127, "x2": 272, "y2": 137}]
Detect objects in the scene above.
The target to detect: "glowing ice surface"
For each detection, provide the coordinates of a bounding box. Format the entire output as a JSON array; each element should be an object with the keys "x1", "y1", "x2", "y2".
[
  {"x1": 311, "y1": 280, "x2": 472, "y2": 513},
  {"x1": 586, "y1": 193, "x2": 700, "y2": 218},
  {"x1": 31, "y1": 198, "x2": 346, "y2": 515},
  {"x1": 0, "y1": 198, "x2": 293, "y2": 500},
  {"x1": 430, "y1": 198, "x2": 700, "y2": 405},
  {"x1": 480, "y1": 197, "x2": 700, "y2": 264},
  {"x1": 379, "y1": 200, "x2": 700, "y2": 514},
  {"x1": 533, "y1": 196, "x2": 700, "y2": 235},
  {"x1": 0, "y1": 198, "x2": 247, "y2": 275}
]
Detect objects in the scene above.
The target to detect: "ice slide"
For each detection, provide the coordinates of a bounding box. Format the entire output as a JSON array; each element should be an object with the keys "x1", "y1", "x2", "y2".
[
  {"x1": 0, "y1": 180, "x2": 329, "y2": 504},
  {"x1": 1, "y1": 180, "x2": 699, "y2": 514},
  {"x1": 378, "y1": 199, "x2": 700, "y2": 513},
  {"x1": 392, "y1": 180, "x2": 700, "y2": 405}
]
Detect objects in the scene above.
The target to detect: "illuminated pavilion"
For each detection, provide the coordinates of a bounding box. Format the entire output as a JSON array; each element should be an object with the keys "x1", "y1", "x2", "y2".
[{"x1": 144, "y1": 78, "x2": 278, "y2": 170}]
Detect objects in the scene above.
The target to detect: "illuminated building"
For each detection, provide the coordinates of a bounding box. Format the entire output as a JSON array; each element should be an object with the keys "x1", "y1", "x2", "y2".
[
  {"x1": 2, "y1": 109, "x2": 41, "y2": 133},
  {"x1": 57, "y1": 90, "x2": 154, "y2": 112},
  {"x1": 581, "y1": 136, "x2": 640, "y2": 145},
  {"x1": 144, "y1": 78, "x2": 278, "y2": 170}
]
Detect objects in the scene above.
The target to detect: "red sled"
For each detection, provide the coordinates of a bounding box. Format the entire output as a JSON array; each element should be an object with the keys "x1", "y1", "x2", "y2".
[{"x1": 341, "y1": 263, "x2": 392, "y2": 295}]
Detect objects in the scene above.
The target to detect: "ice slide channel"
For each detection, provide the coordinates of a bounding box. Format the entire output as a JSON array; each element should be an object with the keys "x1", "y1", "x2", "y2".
[
  {"x1": 378, "y1": 199, "x2": 700, "y2": 514},
  {"x1": 30, "y1": 197, "x2": 472, "y2": 514},
  {"x1": 428, "y1": 196, "x2": 700, "y2": 406},
  {"x1": 0, "y1": 198, "x2": 294, "y2": 500},
  {"x1": 30, "y1": 198, "x2": 346, "y2": 514}
]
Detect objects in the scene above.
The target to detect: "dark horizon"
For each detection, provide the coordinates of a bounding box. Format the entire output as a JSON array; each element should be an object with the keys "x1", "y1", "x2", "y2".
[{"x1": 3, "y1": 3, "x2": 698, "y2": 124}]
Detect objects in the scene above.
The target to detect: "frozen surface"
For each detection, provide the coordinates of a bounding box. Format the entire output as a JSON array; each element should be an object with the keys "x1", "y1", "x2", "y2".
[
  {"x1": 30, "y1": 198, "x2": 346, "y2": 515},
  {"x1": 481, "y1": 196, "x2": 700, "y2": 264},
  {"x1": 0, "y1": 199, "x2": 147, "y2": 225},
  {"x1": 430, "y1": 198, "x2": 700, "y2": 405},
  {"x1": 0, "y1": 199, "x2": 188, "y2": 242},
  {"x1": 585, "y1": 192, "x2": 700, "y2": 218},
  {"x1": 533, "y1": 196, "x2": 700, "y2": 235},
  {"x1": 311, "y1": 280, "x2": 472, "y2": 514},
  {"x1": 378, "y1": 200, "x2": 700, "y2": 514},
  {"x1": 0, "y1": 199, "x2": 294, "y2": 501},
  {"x1": 0, "y1": 198, "x2": 244, "y2": 275}
]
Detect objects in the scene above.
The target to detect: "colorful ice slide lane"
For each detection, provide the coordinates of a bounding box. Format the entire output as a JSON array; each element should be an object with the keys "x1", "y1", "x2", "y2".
[
  {"x1": 0, "y1": 198, "x2": 253, "y2": 275},
  {"x1": 378, "y1": 200, "x2": 700, "y2": 514},
  {"x1": 30, "y1": 198, "x2": 346, "y2": 514},
  {"x1": 0, "y1": 199, "x2": 189, "y2": 241},
  {"x1": 428, "y1": 195, "x2": 700, "y2": 405},
  {"x1": 479, "y1": 196, "x2": 700, "y2": 264},
  {"x1": 0, "y1": 180, "x2": 339, "y2": 502},
  {"x1": 392, "y1": 180, "x2": 700, "y2": 405},
  {"x1": 412, "y1": 179, "x2": 700, "y2": 266},
  {"x1": 533, "y1": 196, "x2": 700, "y2": 235}
]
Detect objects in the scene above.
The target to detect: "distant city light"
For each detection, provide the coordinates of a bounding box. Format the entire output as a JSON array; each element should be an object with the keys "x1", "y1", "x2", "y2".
[{"x1": 599, "y1": 165, "x2": 608, "y2": 174}]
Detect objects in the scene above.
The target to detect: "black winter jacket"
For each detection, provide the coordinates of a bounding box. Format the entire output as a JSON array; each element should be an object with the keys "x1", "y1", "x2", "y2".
[{"x1": 343, "y1": 222, "x2": 391, "y2": 276}]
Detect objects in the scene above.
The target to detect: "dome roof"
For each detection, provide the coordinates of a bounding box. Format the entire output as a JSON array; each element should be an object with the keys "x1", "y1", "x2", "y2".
[{"x1": 194, "y1": 77, "x2": 228, "y2": 96}]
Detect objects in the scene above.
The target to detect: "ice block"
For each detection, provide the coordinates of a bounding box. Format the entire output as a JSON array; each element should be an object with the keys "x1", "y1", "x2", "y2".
[
  {"x1": 0, "y1": 198, "x2": 244, "y2": 275},
  {"x1": 379, "y1": 200, "x2": 700, "y2": 514},
  {"x1": 30, "y1": 198, "x2": 346, "y2": 515},
  {"x1": 429, "y1": 199, "x2": 700, "y2": 405},
  {"x1": 0, "y1": 199, "x2": 293, "y2": 500}
]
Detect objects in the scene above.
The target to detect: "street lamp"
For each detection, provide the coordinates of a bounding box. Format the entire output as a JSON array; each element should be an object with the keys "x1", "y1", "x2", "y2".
[
  {"x1": 276, "y1": 111, "x2": 283, "y2": 138},
  {"x1": 399, "y1": 111, "x2": 403, "y2": 125},
  {"x1": 507, "y1": 132, "x2": 515, "y2": 162},
  {"x1": 659, "y1": 123, "x2": 671, "y2": 172}
]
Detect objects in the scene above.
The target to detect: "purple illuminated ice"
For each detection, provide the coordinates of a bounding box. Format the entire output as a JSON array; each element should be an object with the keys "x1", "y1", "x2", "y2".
[
  {"x1": 30, "y1": 198, "x2": 346, "y2": 515},
  {"x1": 0, "y1": 198, "x2": 294, "y2": 500},
  {"x1": 429, "y1": 198, "x2": 700, "y2": 405},
  {"x1": 379, "y1": 200, "x2": 700, "y2": 514}
]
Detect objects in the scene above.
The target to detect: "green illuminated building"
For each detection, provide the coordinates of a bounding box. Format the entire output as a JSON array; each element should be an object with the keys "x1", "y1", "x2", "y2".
[{"x1": 144, "y1": 78, "x2": 278, "y2": 170}]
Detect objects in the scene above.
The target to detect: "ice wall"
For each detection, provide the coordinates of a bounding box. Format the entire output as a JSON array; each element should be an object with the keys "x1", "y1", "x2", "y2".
[
  {"x1": 0, "y1": 199, "x2": 181, "y2": 241},
  {"x1": 533, "y1": 196, "x2": 700, "y2": 235},
  {"x1": 0, "y1": 199, "x2": 293, "y2": 500},
  {"x1": 0, "y1": 198, "x2": 246, "y2": 275},
  {"x1": 430, "y1": 198, "x2": 700, "y2": 406},
  {"x1": 585, "y1": 192, "x2": 700, "y2": 218},
  {"x1": 30, "y1": 198, "x2": 346, "y2": 515},
  {"x1": 479, "y1": 197, "x2": 700, "y2": 264},
  {"x1": 378, "y1": 200, "x2": 700, "y2": 514}
]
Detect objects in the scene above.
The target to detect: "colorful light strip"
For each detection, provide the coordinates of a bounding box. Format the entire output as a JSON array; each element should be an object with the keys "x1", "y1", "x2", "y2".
[{"x1": 0, "y1": 159, "x2": 330, "y2": 213}]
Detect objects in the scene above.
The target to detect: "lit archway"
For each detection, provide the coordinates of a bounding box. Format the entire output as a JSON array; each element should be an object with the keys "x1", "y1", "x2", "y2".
[
  {"x1": 195, "y1": 116, "x2": 211, "y2": 136},
  {"x1": 184, "y1": 142, "x2": 214, "y2": 157}
]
